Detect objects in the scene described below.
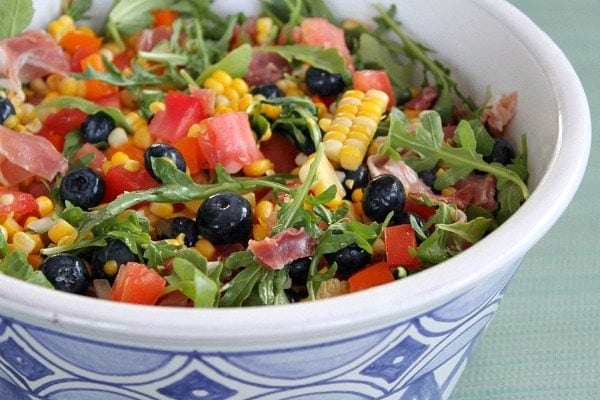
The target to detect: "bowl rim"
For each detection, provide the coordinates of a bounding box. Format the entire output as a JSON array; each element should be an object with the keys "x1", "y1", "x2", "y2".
[{"x1": 0, "y1": 0, "x2": 591, "y2": 345}]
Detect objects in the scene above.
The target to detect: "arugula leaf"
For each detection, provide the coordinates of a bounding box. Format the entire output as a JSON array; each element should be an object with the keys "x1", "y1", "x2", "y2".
[
  {"x1": 106, "y1": 0, "x2": 178, "y2": 48},
  {"x1": 164, "y1": 256, "x2": 218, "y2": 307},
  {"x1": 65, "y1": 0, "x2": 93, "y2": 21},
  {"x1": 220, "y1": 262, "x2": 269, "y2": 307},
  {"x1": 144, "y1": 240, "x2": 179, "y2": 269},
  {"x1": 386, "y1": 109, "x2": 529, "y2": 199},
  {"x1": 0, "y1": 0, "x2": 33, "y2": 40},
  {"x1": 355, "y1": 33, "x2": 413, "y2": 97},
  {"x1": 496, "y1": 135, "x2": 529, "y2": 223},
  {"x1": 0, "y1": 251, "x2": 53, "y2": 289},
  {"x1": 258, "y1": 269, "x2": 289, "y2": 305},
  {"x1": 196, "y1": 44, "x2": 252, "y2": 85},
  {"x1": 260, "y1": 45, "x2": 351, "y2": 82},
  {"x1": 416, "y1": 200, "x2": 492, "y2": 264},
  {"x1": 39, "y1": 96, "x2": 132, "y2": 132}
]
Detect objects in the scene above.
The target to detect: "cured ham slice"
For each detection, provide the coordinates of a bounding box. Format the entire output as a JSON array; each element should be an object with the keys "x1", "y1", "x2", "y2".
[
  {"x1": 0, "y1": 126, "x2": 67, "y2": 186},
  {"x1": 248, "y1": 228, "x2": 316, "y2": 270},
  {"x1": 0, "y1": 30, "x2": 69, "y2": 99},
  {"x1": 481, "y1": 91, "x2": 518, "y2": 134}
]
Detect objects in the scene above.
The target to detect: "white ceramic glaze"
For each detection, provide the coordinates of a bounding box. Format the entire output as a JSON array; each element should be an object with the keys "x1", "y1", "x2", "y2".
[{"x1": 0, "y1": 0, "x2": 590, "y2": 399}]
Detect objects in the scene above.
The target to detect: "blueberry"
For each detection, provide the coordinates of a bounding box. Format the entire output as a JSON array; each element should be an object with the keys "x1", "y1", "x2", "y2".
[
  {"x1": 342, "y1": 164, "x2": 369, "y2": 193},
  {"x1": 361, "y1": 174, "x2": 406, "y2": 223},
  {"x1": 80, "y1": 111, "x2": 115, "y2": 144},
  {"x1": 196, "y1": 192, "x2": 252, "y2": 245},
  {"x1": 156, "y1": 217, "x2": 199, "y2": 247},
  {"x1": 88, "y1": 238, "x2": 138, "y2": 281},
  {"x1": 305, "y1": 67, "x2": 345, "y2": 97},
  {"x1": 418, "y1": 169, "x2": 436, "y2": 189},
  {"x1": 143, "y1": 143, "x2": 187, "y2": 182},
  {"x1": 287, "y1": 256, "x2": 312, "y2": 285},
  {"x1": 60, "y1": 167, "x2": 105, "y2": 210},
  {"x1": 41, "y1": 254, "x2": 90, "y2": 294},
  {"x1": 252, "y1": 84, "x2": 283, "y2": 99},
  {"x1": 325, "y1": 243, "x2": 372, "y2": 277},
  {"x1": 0, "y1": 97, "x2": 16, "y2": 124},
  {"x1": 484, "y1": 139, "x2": 515, "y2": 165}
]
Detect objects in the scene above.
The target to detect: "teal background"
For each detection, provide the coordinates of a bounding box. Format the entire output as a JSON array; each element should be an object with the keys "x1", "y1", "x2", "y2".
[{"x1": 453, "y1": 1, "x2": 599, "y2": 399}]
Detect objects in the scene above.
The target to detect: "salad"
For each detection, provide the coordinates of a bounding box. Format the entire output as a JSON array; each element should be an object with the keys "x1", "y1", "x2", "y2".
[{"x1": 0, "y1": 0, "x2": 528, "y2": 307}]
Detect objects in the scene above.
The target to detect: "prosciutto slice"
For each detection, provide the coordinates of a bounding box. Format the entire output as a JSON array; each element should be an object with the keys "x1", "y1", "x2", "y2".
[
  {"x1": 481, "y1": 91, "x2": 518, "y2": 134},
  {"x1": 248, "y1": 228, "x2": 316, "y2": 270},
  {"x1": 0, "y1": 126, "x2": 67, "y2": 186},
  {"x1": 0, "y1": 30, "x2": 69, "y2": 99}
]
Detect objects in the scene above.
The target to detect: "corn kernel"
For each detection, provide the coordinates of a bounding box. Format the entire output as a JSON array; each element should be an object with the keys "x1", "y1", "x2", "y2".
[
  {"x1": 255, "y1": 200, "x2": 274, "y2": 226},
  {"x1": 260, "y1": 104, "x2": 282, "y2": 120},
  {"x1": 252, "y1": 223, "x2": 269, "y2": 240},
  {"x1": 149, "y1": 101, "x2": 165, "y2": 114},
  {"x1": 3, "y1": 115, "x2": 19, "y2": 129},
  {"x1": 441, "y1": 187, "x2": 456, "y2": 197},
  {"x1": 243, "y1": 158, "x2": 274, "y2": 177},
  {"x1": 123, "y1": 159, "x2": 140, "y2": 172},
  {"x1": 195, "y1": 239, "x2": 216, "y2": 260},
  {"x1": 149, "y1": 202, "x2": 174, "y2": 219},
  {"x1": 48, "y1": 219, "x2": 77, "y2": 244},
  {"x1": 12, "y1": 231, "x2": 37, "y2": 254},
  {"x1": 108, "y1": 127, "x2": 129, "y2": 148},
  {"x1": 110, "y1": 151, "x2": 130, "y2": 165},
  {"x1": 58, "y1": 77, "x2": 81, "y2": 96},
  {"x1": 103, "y1": 260, "x2": 119, "y2": 277},
  {"x1": 2, "y1": 217, "x2": 22, "y2": 239}
]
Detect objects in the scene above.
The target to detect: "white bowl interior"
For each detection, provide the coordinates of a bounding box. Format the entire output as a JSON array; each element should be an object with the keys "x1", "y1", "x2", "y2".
[{"x1": 2, "y1": 0, "x2": 590, "y2": 346}]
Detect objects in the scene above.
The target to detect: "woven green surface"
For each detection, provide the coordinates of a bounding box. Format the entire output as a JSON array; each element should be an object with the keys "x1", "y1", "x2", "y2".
[{"x1": 452, "y1": 1, "x2": 600, "y2": 398}]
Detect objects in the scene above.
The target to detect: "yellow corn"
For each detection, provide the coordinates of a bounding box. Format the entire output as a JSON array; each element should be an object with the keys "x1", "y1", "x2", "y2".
[
  {"x1": 203, "y1": 70, "x2": 251, "y2": 114},
  {"x1": 2, "y1": 217, "x2": 22, "y2": 239},
  {"x1": 111, "y1": 151, "x2": 130, "y2": 165},
  {"x1": 123, "y1": 159, "x2": 140, "y2": 172},
  {"x1": 103, "y1": 260, "x2": 119, "y2": 278},
  {"x1": 57, "y1": 77, "x2": 85, "y2": 97},
  {"x1": 255, "y1": 17, "x2": 276, "y2": 45},
  {"x1": 149, "y1": 202, "x2": 174, "y2": 219},
  {"x1": 298, "y1": 153, "x2": 346, "y2": 209},
  {"x1": 126, "y1": 112, "x2": 152, "y2": 149},
  {"x1": 260, "y1": 103, "x2": 282, "y2": 120},
  {"x1": 149, "y1": 101, "x2": 165, "y2": 114},
  {"x1": 48, "y1": 219, "x2": 77, "y2": 245},
  {"x1": 441, "y1": 187, "x2": 456, "y2": 197},
  {"x1": 321, "y1": 89, "x2": 388, "y2": 171},
  {"x1": 3, "y1": 115, "x2": 19, "y2": 130},
  {"x1": 47, "y1": 15, "x2": 76, "y2": 41},
  {"x1": 243, "y1": 158, "x2": 275, "y2": 177},
  {"x1": 195, "y1": 239, "x2": 216, "y2": 260},
  {"x1": 276, "y1": 79, "x2": 304, "y2": 97},
  {"x1": 255, "y1": 200, "x2": 274, "y2": 226},
  {"x1": 252, "y1": 223, "x2": 270, "y2": 241},
  {"x1": 107, "y1": 127, "x2": 129, "y2": 148},
  {"x1": 11, "y1": 231, "x2": 41, "y2": 254}
]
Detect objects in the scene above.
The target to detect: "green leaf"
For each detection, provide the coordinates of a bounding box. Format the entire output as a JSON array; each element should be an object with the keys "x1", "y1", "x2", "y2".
[
  {"x1": 261, "y1": 45, "x2": 350, "y2": 82},
  {"x1": 220, "y1": 263, "x2": 268, "y2": 307},
  {"x1": 39, "y1": 96, "x2": 132, "y2": 132},
  {"x1": 0, "y1": 0, "x2": 33, "y2": 40},
  {"x1": 0, "y1": 251, "x2": 53, "y2": 289},
  {"x1": 258, "y1": 269, "x2": 289, "y2": 305},
  {"x1": 165, "y1": 257, "x2": 218, "y2": 307},
  {"x1": 356, "y1": 33, "x2": 413, "y2": 96},
  {"x1": 65, "y1": 0, "x2": 93, "y2": 21},
  {"x1": 196, "y1": 44, "x2": 252, "y2": 85},
  {"x1": 144, "y1": 240, "x2": 179, "y2": 268}
]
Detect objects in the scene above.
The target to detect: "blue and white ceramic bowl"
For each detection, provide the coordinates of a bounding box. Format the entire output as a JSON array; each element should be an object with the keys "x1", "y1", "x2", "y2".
[{"x1": 0, "y1": 1, "x2": 590, "y2": 399}]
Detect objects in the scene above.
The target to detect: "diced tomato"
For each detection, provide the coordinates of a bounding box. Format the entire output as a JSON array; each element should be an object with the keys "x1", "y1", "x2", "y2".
[
  {"x1": 384, "y1": 224, "x2": 422, "y2": 270},
  {"x1": 102, "y1": 165, "x2": 159, "y2": 203},
  {"x1": 173, "y1": 135, "x2": 207, "y2": 175},
  {"x1": 81, "y1": 53, "x2": 119, "y2": 100},
  {"x1": 149, "y1": 90, "x2": 210, "y2": 144},
  {"x1": 109, "y1": 262, "x2": 166, "y2": 305},
  {"x1": 152, "y1": 9, "x2": 178, "y2": 27},
  {"x1": 60, "y1": 31, "x2": 102, "y2": 56},
  {"x1": 258, "y1": 132, "x2": 299, "y2": 173},
  {"x1": 404, "y1": 196, "x2": 437, "y2": 220},
  {"x1": 352, "y1": 70, "x2": 396, "y2": 109},
  {"x1": 197, "y1": 112, "x2": 264, "y2": 174},
  {"x1": 0, "y1": 189, "x2": 38, "y2": 218},
  {"x1": 38, "y1": 108, "x2": 87, "y2": 151},
  {"x1": 112, "y1": 50, "x2": 134, "y2": 71},
  {"x1": 72, "y1": 143, "x2": 106, "y2": 171},
  {"x1": 300, "y1": 17, "x2": 354, "y2": 70},
  {"x1": 348, "y1": 261, "x2": 395, "y2": 292}
]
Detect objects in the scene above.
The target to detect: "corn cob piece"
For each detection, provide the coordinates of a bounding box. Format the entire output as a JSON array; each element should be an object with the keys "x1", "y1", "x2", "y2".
[
  {"x1": 320, "y1": 89, "x2": 389, "y2": 171},
  {"x1": 298, "y1": 153, "x2": 346, "y2": 209}
]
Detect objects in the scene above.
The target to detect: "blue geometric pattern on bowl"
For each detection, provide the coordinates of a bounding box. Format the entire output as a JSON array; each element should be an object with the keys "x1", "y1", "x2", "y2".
[{"x1": 0, "y1": 264, "x2": 516, "y2": 400}]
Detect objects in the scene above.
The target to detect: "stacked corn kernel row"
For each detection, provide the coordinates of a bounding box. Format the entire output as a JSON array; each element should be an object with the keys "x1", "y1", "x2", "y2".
[
  {"x1": 252, "y1": 199, "x2": 275, "y2": 241},
  {"x1": 255, "y1": 17, "x2": 277, "y2": 45},
  {"x1": 203, "y1": 70, "x2": 253, "y2": 115},
  {"x1": 319, "y1": 89, "x2": 388, "y2": 171}
]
